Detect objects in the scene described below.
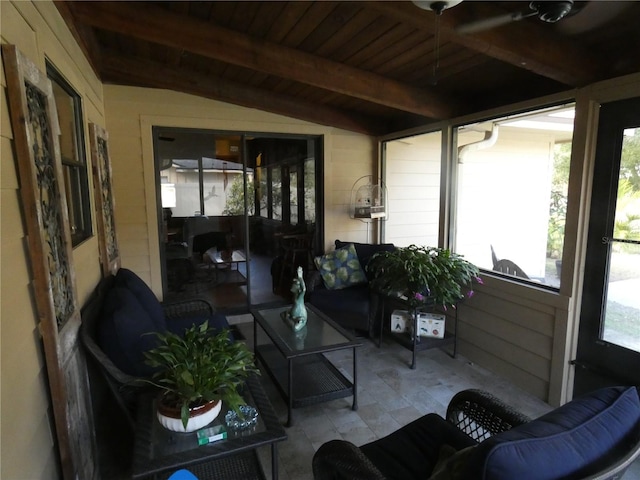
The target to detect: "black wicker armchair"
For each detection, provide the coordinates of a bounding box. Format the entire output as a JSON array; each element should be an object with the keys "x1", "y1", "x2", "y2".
[
  {"x1": 313, "y1": 387, "x2": 640, "y2": 480},
  {"x1": 80, "y1": 269, "x2": 227, "y2": 428}
]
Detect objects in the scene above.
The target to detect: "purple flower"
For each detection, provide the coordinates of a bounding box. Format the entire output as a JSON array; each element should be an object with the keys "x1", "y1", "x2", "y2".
[
  {"x1": 467, "y1": 290, "x2": 475, "y2": 298},
  {"x1": 414, "y1": 292, "x2": 425, "y2": 302},
  {"x1": 475, "y1": 276, "x2": 484, "y2": 285}
]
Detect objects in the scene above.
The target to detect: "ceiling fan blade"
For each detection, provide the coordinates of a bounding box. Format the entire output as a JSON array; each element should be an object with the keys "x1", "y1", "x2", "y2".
[
  {"x1": 455, "y1": 10, "x2": 536, "y2": 34},
  {"x1": 555, "y1": 1, "x2": 634, "y2": 34}
]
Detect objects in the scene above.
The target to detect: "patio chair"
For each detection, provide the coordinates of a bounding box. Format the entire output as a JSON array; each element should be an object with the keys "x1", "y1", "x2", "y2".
[
  {"x1": 490, "y1": 245, "x2": 530, "y2": 279},
  {"x1": 312, "y1": 386, "x2": 640, "y2": 480},
  {"x1": 274, "y1": 231, "x2": 315, "y2": 294},
  {"x1": 80, "y1": 268, "x2": 229, "y2": 428}
]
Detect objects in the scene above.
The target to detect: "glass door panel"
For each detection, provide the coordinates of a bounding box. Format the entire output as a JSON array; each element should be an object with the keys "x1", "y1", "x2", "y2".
[
  {"x1": 156, "y1": 128, "x2": 323, "y2": 312},
  {"x1": 574, "y1": 98, "x2": 640, "y2": 394},
  {"x1": 601, "y1": 128, "x2": 640, "y2": 352},
  {"x1": 290, "y1": 169, "x2": 298, "y2": 225},
  {"x1": 271, "y1": 167, "x2": 282, "y2": 221},
  {"x1": 245, "y1": 136, "x2": 322, "y2": 305},
  {"x1": 604, "y1": 245, "x2": 640, "y2": 351},
  {"x1": 304, "y1": 157, "x2": 316, "y2": 223}
]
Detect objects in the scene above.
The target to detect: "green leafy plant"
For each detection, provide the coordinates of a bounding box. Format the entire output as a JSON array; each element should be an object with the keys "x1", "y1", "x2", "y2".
[
  {"x1": 222, "y1": 175, "x2": 255, "y2": 215},
  {"x1": 367, "y1": 245, "x2": 481, "y2": 310},
  {"x1": 546, "y1": 142, "x2": 570, "y2": 259},
  {"x1": 143, "y1": 321, "x2": 259, "y2": 428},
  {"x1": 547, "y1": 189, "x2": 567, "y2": 258}
]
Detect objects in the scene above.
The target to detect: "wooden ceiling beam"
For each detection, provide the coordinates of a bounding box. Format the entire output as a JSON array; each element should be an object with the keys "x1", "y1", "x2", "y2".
[
  {"x1": 53, "y1": 1, "x2": 103, "y2": 75},
  {"x1": 70, "y1": 1, "x2": 457, "y2": 120},
  {"x1": 100, "y1": 51, "x2": 387, "y2": 136},
  {"x1": 367, "y1": 1, "x2": 603, "y2": 87}
]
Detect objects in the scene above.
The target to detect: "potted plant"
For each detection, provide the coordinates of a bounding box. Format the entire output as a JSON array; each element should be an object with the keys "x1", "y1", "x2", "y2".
[
  {"x1": 367, "y1": 244, "x2": 482, "y2": 311},
  {"x1": 143, "y1": 321, "x2": 259, "y2": 433}
]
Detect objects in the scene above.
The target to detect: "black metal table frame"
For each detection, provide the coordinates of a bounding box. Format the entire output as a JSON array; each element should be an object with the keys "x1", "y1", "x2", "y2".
[
  {"x1": 378, "y1": 295, "x2": 458, "y2": 369},
  {"x1": 251, "y1": 303, "x2": 362, "y2": 427},
  {"x1": 131, "y1": 373, "x2": 287, "y2": 479}
]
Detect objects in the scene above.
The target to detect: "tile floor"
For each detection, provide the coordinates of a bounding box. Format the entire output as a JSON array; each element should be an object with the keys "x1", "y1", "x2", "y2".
[
  {"x1": 226, "y1": 319, "x2": 640, "y2": 480},
  {"x1": 97, "y1": 316, "x2": 639, "y2": 479}
]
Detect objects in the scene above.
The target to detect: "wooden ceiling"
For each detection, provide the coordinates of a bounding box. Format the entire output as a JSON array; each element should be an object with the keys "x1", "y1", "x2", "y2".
[{"x1": 55, "y1": 1, "x2": 640, "y2": 136}]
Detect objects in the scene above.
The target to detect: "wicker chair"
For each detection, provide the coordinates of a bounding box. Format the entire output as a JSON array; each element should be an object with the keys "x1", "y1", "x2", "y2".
[
  {"x1": 312, "y1": 388, "x2": 640, "y2": 480},
  {"x1": 80, "y1": 271, "x2": 224, "y2": 429}
]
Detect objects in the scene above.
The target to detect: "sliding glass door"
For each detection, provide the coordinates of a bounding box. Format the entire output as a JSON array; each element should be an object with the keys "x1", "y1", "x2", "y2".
[
  {"x1": 574, "y1": 97, "x2": 640, "y2": 394},
  {"x1": 154, "y1": 127, "x2": 322, "y2": 313}
]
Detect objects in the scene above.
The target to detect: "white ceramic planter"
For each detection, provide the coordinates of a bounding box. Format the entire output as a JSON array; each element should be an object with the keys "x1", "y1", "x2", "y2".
[{"x1": 157, "y1": 398, "x2": 222, "y2": 433}]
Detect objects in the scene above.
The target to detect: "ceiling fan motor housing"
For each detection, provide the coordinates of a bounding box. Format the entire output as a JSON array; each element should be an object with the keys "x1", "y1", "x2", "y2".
[
  {"x1": 530, "y1": 1, "x2": 574, "y2": 23},
  {"x1": 412, "y1": 0, "x2": 463, "y2": 15}
]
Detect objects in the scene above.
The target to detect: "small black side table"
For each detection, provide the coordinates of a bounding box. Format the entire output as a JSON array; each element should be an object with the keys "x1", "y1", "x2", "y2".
[
  {"x1": 378, "y1": 295, "x2": 458, "y2": 369},
  {"x1": 132, "y1": 374, "x2": 287, "y2": 479}
]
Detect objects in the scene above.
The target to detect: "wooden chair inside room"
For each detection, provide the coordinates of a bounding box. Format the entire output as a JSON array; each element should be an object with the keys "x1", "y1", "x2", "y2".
[
  {"x1": 183, "y1": 216, "x2": 230, "y2": 282},
  {"x1": 275, "y1": 231, "x2": 315, "y2": 295}
]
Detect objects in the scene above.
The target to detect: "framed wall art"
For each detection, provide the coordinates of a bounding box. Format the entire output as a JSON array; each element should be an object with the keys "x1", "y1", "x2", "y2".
[{"x1": 2, "y1": 44, "x2": 96, "y2": 480}]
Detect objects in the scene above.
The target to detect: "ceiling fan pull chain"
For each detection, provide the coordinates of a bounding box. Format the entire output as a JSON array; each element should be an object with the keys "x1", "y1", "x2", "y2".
[{"x1": 431, "y1": 12, "x2": 440, "y2": 86}]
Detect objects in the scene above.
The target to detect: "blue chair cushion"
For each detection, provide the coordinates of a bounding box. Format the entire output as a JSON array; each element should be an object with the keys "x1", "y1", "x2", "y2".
[
  {"x1": 114, "y1": 268, "x2": 166, "y2": 331},
  {"x1": 98, "y1": 286, "x2": 160, "y2": 377},
  {"x1": 361, "y1": 413, "x2": 477, "y2": 479},
  {"x1": 465, "y1": 386, "x2": 640, "y2": 480},
  {"x1": 309, "y1": 283, "x2": 370, "y2": 317}
]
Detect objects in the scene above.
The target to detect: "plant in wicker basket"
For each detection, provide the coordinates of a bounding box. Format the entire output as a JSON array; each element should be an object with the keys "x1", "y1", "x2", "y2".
[
  {"x1": 143, "y1": 321, "x2": 258, "y2": 432},
  {"x1": 367, "y1": 244, "x2": 482, "y2": 311}
]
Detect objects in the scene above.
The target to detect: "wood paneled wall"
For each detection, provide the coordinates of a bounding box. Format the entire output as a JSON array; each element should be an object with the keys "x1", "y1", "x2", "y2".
[
  {"x1": 102, "y1": 85, "x2": 377, "y2": 296},
  {"x1": 1, "y1": 2, "x2": 105, "y2": 479},
  {"x1": 458, "y1": 277, "x2": 570, "y2": 401},
  {"x1": 2, "y1": 3, "x2": 638, "y2": 478}
]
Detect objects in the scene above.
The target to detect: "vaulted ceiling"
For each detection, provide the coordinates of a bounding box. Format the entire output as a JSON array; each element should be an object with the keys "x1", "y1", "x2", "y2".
[{"x1": 55, "y1": 1, "x2": 640, "y2": 136}]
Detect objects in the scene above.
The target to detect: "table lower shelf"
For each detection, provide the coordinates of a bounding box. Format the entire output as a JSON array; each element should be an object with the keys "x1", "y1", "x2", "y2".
[
  {"x1": 389, "y1": 331, "x2": 456, "y2": 352},
  {"x1": 255, "y1": 344, "x2": 354, "y2": 408},
  {"x1": 157, "y1": 450, "x2": 265, "y2": 480}
]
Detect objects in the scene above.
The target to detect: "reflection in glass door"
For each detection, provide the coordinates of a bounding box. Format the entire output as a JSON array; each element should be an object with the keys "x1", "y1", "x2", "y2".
[
  {"x1": 245, "y1": 136, "x2": 321, "y2": 305},
  {"x1": 574, "y1": 97, "x2": 640, "y2": 395},
  {"x1": 155, "y1": 128, "x2": 250, "y2": 312},
  {"x1": 602, "y1": 129, "x2": 640, "y2": 351},
  {"x1": 155, "y1": 128, "x2": 322, "y2": 314}
]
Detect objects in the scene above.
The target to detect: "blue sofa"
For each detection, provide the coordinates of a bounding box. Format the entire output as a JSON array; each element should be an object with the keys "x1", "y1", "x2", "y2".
[
  {"x1": 307, "y1": 240, "x2": 395, "y2": 337},
  {"x1": 313, "y1": 386, "x2": 640, "y2": 480}
]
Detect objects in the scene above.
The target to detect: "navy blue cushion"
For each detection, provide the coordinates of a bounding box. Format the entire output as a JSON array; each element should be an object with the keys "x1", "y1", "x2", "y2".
[
  {"x1": 98, "y1": 286, "x2": 160, "y2": 377},
  {"x1": 335, "y1": 240, "x2": 395, "y2": 276},
  {"x1": 361, "y1": 413, "x2": 477, "y2": 479},
  {"x1": 115, "y1": 268, "x2": 166, "y2": 331},
  {"x1": 465, "y1": 386, "x2": 640, "y2": 480},
  {"x1": 309, "y1": 283, "x2": 370, "y2": 317}
]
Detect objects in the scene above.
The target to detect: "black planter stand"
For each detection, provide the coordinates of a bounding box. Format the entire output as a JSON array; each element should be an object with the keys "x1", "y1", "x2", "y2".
[{"x1": 378, "y1": 295, "x2": 458, "y2": 369}]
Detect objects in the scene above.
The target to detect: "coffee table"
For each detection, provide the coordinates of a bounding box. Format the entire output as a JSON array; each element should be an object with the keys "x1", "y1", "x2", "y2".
[
  {"x1": 205, "y1": 249, "x2": 247, "y2": 286},
  {"x1": 251, "y1": 303, "x2": 362, "y2": 427},
  {"x1": 131, "y1": 374, "x2": 286, "y2": 479}
]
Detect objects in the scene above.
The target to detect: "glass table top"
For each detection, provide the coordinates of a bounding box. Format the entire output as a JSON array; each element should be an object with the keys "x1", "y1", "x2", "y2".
[
  {"x1": 253, "y1": 304, "x2": 359, "y2": 354},
  {"x1": 132, "y1": 374, "x2": 286, "y2": 478}
]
